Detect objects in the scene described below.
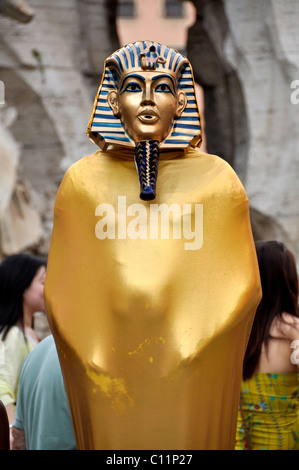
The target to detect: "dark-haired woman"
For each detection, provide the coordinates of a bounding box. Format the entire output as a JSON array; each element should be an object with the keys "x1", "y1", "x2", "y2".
[
  {"x1": 235, "y1": 241, "x2": 299, "y2": 450},
  {"x1": 0, "y1": 253, "x2": 46, "y2": 428}
]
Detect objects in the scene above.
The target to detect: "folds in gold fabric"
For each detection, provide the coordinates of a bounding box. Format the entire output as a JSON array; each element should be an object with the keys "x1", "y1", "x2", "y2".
[{"x1": 45, "y1": 147, "x2": 262, "y2": 450}]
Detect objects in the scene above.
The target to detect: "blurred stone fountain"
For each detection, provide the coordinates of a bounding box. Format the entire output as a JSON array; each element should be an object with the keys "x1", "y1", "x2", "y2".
[
  {"x1": 188, "y1": 0, "x2": 299, "y2": 267},
  {"x1": 0, "y1": 0, "x2": 119, "y2": 337},
  {"x1": 0, "y1": 0, "x2": 298, "y2": 337}
]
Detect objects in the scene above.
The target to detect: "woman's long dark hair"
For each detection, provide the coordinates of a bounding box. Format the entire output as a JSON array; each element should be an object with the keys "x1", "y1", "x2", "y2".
[
  {"x1": 243, "y1": 241, "x2": 299, "y2": 380},
  {"x1": 0, "y1": 253, "x2": 47, "y2": 341}
]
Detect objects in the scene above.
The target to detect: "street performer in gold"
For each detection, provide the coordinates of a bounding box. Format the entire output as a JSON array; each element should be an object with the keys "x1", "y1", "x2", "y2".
[{"x1": 44, "y1": 41, "x2": 262, "y2": 449}]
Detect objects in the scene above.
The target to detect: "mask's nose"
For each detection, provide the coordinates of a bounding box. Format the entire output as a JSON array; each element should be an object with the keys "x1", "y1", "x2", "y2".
[{"x1": 141, "y1": 82, "x2": 155, "y2": 106}]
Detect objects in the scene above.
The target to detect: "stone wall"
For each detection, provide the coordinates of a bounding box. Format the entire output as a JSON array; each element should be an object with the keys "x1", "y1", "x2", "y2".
[
  {"x1": 0, "y1": 0, "x2": 119, "y2": 259},
  {"x1": 188, "y1": 0, "x2": 299, "y2": 264},
  {"x1": 1, "y1": 0, "x2": 298, "y2": 267},
  {"x1": 1, "y1": 0, "x2": 298, "y2": 334}
]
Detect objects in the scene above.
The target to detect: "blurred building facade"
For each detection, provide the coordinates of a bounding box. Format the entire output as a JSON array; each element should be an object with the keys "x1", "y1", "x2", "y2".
[{"x1": 117, "y1": 0, "x2": 195, "y2": 53}]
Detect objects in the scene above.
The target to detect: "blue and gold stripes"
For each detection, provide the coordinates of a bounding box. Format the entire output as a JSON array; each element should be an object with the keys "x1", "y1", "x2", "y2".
[
  {"x1": 164, "y1": 65, "x2": 201, "y2": 148},
  {"x1": 89, "y1": 69, "x2": 132, "y2": 146},
  {"x1": 87, "y1": 40, "x2": 202, "y2": 150}
]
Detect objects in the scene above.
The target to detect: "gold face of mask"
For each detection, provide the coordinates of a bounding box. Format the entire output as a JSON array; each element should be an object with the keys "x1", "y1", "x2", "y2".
[{"x1": 107, "y1": 71, "x2": 187, "y2": 143}]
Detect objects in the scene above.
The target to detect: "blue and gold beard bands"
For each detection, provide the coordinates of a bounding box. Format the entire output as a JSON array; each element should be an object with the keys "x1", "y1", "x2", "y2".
[{"x1": 134, "y1": 140, "x2": 159, "y2": 201}]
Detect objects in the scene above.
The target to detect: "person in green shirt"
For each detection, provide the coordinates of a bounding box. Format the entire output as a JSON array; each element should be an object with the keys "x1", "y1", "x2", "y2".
[{"x1": 12, "y1": 334, "x2": 76, "y2": 450}]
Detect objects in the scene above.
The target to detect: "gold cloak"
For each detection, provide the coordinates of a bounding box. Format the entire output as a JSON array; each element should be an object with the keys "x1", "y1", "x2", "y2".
[{"x1": 44, "y1": 147, "x2": 262, "y2": 450}]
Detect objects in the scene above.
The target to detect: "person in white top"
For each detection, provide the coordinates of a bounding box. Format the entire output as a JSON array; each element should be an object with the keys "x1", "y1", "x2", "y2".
[{"x1": 0, "y1": 253, "x2": 46, "y2": 444}]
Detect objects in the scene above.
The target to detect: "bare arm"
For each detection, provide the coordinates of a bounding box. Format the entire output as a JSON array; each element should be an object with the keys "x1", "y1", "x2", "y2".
[
  {"x1": 270, "y1": 313, "x2": 299, "y2": 342},
  {"x1": 5, "y1": 402, "x2": 14, "y2": 425},
  {"x1": 11, "y1": 426, "x2": 26, "y2": 450},
  {"x1": 270, "y1": 313, "x2": 299, "y2": 369}
]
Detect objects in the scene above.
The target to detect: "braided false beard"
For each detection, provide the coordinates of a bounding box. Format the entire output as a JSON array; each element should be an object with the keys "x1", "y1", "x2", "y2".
[{"x1": 134, "y1": 140, "x2": 160, "y2": 201}]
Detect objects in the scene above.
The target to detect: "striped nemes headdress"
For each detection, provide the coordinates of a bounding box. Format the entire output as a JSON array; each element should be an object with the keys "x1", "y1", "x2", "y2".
[{"x1": 87, "y1": 40, "x2": 202, "y2": 151}]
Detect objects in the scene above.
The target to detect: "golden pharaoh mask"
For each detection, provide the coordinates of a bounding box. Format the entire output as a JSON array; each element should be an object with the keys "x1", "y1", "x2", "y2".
[{"x1": 87, "y1": 40, "x2": 202, "y2": 151}]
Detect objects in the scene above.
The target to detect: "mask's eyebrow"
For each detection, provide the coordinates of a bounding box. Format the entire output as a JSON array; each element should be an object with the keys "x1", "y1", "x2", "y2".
[
  {"x1": 151, "y1": 74, "x2": 176, "y2": 90},
  {"x1": 119, "y1": 73, "x2": 145, "y2": 93}
]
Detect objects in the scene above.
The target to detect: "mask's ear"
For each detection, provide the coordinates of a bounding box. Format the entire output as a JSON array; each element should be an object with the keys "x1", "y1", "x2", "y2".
[
  {"x1": 107, "y1": 90, "x2": 121, "y2": 117},
  {"x1": 175, "y1": 91, "x2": 187, "y2": 118}
]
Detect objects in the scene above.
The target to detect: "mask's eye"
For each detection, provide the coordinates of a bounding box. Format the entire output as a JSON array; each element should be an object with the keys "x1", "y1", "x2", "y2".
[
  {"x1": 123, "y1": 82, "x2": 142, "y2": 93},
  {"x1": 155, "y1": 83, "x2": 173, "y2": 94}
]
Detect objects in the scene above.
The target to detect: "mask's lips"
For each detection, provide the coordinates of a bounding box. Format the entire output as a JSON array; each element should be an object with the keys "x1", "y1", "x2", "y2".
[{"x1": 137, "y1": 108, "x2": 159, "y2": 124}]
